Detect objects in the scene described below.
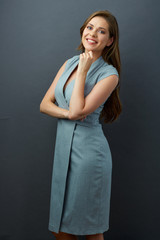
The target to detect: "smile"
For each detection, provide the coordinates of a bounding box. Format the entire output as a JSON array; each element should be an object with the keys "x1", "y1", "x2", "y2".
[{"x1": 86, "y1": 38, "x2": 97, "y2": 44}]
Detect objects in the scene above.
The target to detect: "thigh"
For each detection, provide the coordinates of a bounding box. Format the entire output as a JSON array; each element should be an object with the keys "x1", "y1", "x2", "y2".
[
  {"x1": 85, "y1": 233, "x2": 104, "y2": 240},
  {"x1": 52, "y1": 231, "x2": 78, "y2": 240}
]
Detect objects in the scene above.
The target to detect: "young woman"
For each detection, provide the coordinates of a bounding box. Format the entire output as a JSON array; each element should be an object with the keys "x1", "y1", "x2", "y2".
[{"x1": 40, "y1": 9, "x2": 122, "y2": 240}]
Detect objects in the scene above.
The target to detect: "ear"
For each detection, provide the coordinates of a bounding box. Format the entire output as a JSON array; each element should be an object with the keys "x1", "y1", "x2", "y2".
[{"x1": 106, "y1": 36, "x2": 114, "y2": 47}]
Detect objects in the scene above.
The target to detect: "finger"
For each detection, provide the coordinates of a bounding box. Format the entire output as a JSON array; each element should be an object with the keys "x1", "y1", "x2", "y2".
[
  {"x1": 88, "y1": 51, "x2": 93, "y2": 59},
  {"x1": 85, "y1": 53, "x2": 89, "y2": 59},
  {"x1": 80, "y1": 53, "x2": 83, "y2": 59},
  {"x1": 80, "y1": 53, "x2": 84, "y2": 58},
  {"x1": 87, "y1": 52, "x2": 91, "y2": 58}
]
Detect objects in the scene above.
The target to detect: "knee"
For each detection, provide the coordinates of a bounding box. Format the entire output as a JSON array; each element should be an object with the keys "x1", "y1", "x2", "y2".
[
  {"x1": 51, "y1": 231, "x2": 78, "y2": 240},
  {"x1": 52, "y1": 231, "x2": 59, "y2": 237},
  {"x1": 85, "y1": 233, "x2": 104, "y2": 240}
]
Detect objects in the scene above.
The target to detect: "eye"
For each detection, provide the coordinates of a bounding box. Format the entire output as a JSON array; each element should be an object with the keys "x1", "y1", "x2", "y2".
[
  {"x1": 98, "y1": 30, "x2": 105, "y2": 34},
  {"x1": 87, "y1": 25, "x2": 92, "y2": 30}
]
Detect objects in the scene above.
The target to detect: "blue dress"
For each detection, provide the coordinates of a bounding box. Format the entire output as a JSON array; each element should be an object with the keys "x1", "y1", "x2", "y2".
[{"x1": 48, "y1": 54, "x2": 119, "y2": 235}]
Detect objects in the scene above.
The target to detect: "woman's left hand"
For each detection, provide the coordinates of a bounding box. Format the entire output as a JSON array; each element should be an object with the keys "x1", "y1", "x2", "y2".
[{"x1": 77, "y1": 51, "x2": 94, "y2": 74}]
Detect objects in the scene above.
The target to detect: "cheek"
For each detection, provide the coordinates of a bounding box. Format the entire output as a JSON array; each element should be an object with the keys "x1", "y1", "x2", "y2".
[
  {"x1": 82, "y1": 32, "x2": 86, "y2": 45},
  {"x1": 100, "y1": 35, "x2": 109, "y2": 45},
  {"x1": 82, "y1": 29, "x2": 88, "y2": 37}
]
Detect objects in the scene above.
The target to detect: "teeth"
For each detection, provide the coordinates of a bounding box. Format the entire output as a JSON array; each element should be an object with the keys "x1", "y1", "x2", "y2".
[{"x1": 87, "y1": 39, "x2": 96, "y2": 43}]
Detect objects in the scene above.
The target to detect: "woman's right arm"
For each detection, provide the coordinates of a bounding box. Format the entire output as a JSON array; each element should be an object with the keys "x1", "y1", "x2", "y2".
[{"x1": 39, "y1": 60, "x2": 69, "y2": 119}]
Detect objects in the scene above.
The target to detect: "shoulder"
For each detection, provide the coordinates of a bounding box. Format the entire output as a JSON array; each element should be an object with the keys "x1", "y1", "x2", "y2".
[
  {"x1": 68, "y1": 54, "x2": 80, "y2": 61},
  {"x1": 57, "y1": 55, "x2": 79, "y2": 77},
  {"x1": 65, "y1": 54, "x2": 79, "y2": 68},
  {"x1": 102, "y1": 61, "x2": 118, "y2": 75},
  {"x1": 95, "y1": 61, "x2": 119, "y2": 86},
  {"x1": 98, "y1": 61, "x2": 119, "y2": 80}
]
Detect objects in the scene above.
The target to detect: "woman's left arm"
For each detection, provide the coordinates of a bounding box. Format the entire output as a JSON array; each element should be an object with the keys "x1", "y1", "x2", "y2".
[{"x1": 68, "y1": 51, "x2": 119, "y2": 120}]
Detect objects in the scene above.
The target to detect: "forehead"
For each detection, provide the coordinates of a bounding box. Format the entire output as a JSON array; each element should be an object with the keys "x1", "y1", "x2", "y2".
[{"x1": 88, "y1": 16, "x2": 109, "y2": 29}]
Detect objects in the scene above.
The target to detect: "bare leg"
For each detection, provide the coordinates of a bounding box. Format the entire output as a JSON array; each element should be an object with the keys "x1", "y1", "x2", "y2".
[
  {"x1": 52, "y1": 231, "x2": 78, "y2": 240},
  {"x1": 85, "y1": 233, "x2": 104, "y2": 240}
]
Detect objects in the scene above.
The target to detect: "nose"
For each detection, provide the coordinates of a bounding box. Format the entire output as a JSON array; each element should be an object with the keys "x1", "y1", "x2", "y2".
[{"x1": 90, "y1": 29, "x2": 97, "y2": 37}]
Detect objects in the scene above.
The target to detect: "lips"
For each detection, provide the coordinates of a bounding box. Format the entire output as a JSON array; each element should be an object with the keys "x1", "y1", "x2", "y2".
[{"x1": 86, "y1": 38, "x2": 98, "y2": 43}]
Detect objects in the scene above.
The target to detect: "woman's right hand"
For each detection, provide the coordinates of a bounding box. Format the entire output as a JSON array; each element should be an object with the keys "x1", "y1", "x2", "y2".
[
  {"x1": 67, "y1": 111, "x2": 87, "y2": 121},
  {"x1": 80, "y1": 115, "x2": 87, "y2": 121}
]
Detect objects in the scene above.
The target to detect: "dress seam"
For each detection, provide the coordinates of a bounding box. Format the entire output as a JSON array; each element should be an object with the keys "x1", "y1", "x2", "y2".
[{"x1": 98, "y1": 141, "x2": 103, "y2": 229}]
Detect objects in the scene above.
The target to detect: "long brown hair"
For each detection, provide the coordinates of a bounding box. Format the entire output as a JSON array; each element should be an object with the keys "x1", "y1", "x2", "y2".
[{"x1": 77, "y1": 10, "x2": 122, "y2": 123}]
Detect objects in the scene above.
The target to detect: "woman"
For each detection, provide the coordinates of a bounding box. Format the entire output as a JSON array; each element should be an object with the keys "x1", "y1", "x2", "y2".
[{"x1": 40, "y1": 9, "x2": 122, "y2": 240}]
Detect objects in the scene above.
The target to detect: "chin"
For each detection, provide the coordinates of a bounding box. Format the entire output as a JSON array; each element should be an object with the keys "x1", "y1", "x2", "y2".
[
  {"x1": 83, "y1": 44, "x2": 96, "y2": 51},
  {"x1": 85, "y1": 47, "x2": 95, "y2": 51}
]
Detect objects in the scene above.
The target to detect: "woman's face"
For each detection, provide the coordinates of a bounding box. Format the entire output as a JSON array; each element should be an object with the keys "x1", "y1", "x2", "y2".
[{"x1": 82, "y1": 16, "x2": 113, "y2": 55}]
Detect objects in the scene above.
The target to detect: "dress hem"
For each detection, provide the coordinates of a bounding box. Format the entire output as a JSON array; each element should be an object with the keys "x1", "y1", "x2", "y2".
[{"x1": 48, "y1": 224, "x2": 109, "y2": 235}]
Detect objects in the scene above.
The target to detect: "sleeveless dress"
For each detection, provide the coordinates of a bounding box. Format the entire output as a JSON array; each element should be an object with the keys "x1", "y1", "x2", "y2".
[{"x1": 48, "y1": 54, "x2": 119, "y2": 235}]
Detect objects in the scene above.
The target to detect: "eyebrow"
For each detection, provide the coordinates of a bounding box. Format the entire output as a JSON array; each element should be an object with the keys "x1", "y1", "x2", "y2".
[{"x1": 88, "y1": 23, "x2": 106, "y2": 30}]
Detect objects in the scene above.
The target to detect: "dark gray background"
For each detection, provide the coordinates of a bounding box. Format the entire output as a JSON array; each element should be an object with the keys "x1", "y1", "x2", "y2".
[{"x1": 0, "y1": 0, "x2": 159, "y2": 240}]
